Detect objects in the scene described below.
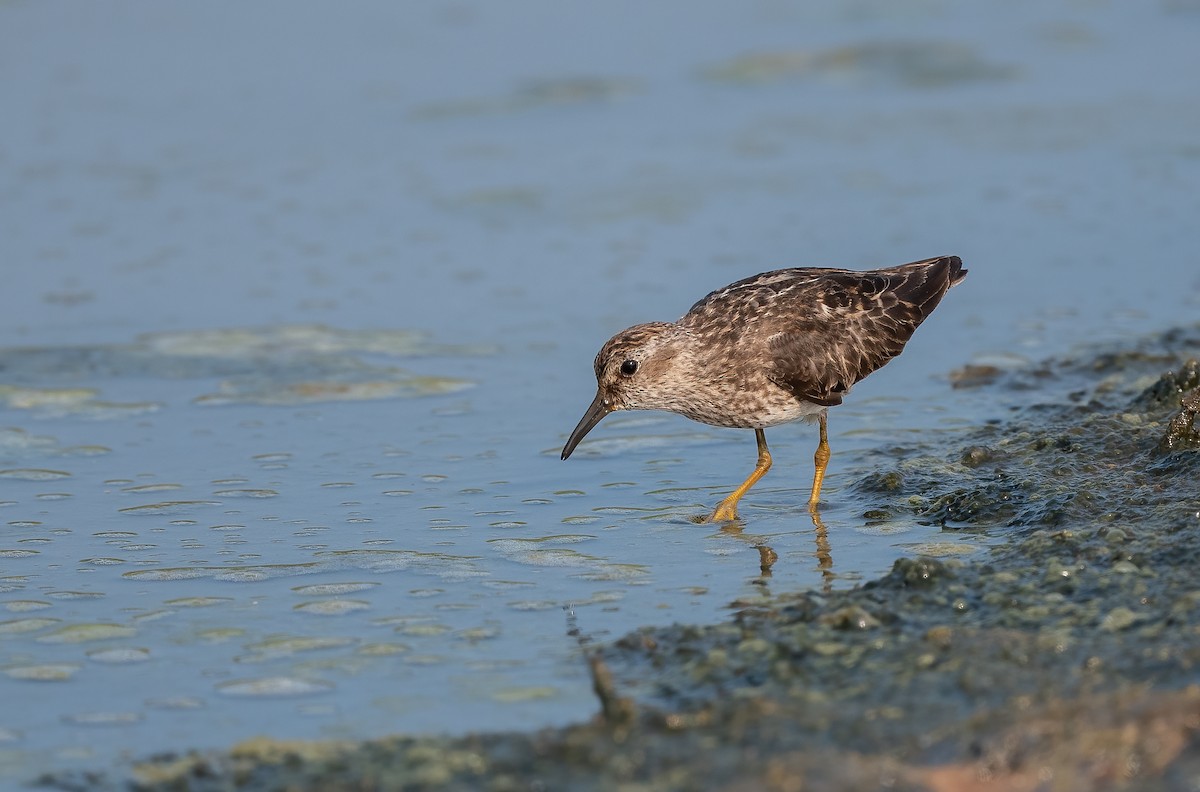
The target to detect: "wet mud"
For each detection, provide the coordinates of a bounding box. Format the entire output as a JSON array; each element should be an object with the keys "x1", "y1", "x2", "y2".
[{"x1": 39, "y1": 326, "x2": 1200, "y2": 791}]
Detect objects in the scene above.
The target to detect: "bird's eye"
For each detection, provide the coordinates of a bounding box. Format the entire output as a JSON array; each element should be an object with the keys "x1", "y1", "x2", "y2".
[{"x1": 620, "y1": 359, "x2": 639, "y2": 376}]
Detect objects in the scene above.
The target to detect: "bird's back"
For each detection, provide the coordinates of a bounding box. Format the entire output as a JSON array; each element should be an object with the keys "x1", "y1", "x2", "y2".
[
  {"x1": 681, "y1": 256, "x2": 966, "y2": 409},
  {"x1": 686, "y1": 256, "x2": 964, "y2": 318}
]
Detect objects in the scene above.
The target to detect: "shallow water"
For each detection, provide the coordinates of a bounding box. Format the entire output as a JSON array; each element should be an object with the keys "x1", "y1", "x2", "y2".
[{"x1": 2, "y1": 0, "x2": 1199, "y2": 785}]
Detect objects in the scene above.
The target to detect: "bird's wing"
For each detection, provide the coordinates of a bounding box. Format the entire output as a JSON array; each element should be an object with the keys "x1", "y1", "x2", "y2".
[{"x1": 764, "y1": 256, "x2": 965, "y2": 406}]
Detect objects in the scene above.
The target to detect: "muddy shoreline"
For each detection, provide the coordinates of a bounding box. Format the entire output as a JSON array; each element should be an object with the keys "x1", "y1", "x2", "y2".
[{"x1": 40, "y1": 326, "x2": 1200, "y2": 791}]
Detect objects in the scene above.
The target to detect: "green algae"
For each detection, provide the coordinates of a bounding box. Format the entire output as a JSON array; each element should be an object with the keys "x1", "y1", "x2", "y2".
[{"x1": 0, "y1": 325, "x2": 488, "y2": 414}]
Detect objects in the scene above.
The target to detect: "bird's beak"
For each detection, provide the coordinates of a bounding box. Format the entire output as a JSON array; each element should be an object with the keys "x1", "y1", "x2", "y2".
[{"x1": 561, "y1": 392, "x2": 613, "y2": 460}]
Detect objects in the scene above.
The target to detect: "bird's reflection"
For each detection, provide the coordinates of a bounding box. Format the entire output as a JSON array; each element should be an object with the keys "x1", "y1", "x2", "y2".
[
  {"x1": 808, "y1": 506, "x2": 834, "y2": 592},
  {"x1": 718, "y1": 505, "x2": 835, "y2": 591}
]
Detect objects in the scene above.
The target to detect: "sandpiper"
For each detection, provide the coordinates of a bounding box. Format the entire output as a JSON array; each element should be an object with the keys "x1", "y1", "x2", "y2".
[{"x1": 561, "y1": 255, "x2": 967, "y2": 521}]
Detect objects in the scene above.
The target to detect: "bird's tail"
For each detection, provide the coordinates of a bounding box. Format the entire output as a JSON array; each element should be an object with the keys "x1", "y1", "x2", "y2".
[
  {"x1": 943, "y1": 255, "x2": 968, "y2": 287},
  {"x1": 888, "y1": 255, "x2": 966, "y2": 318}
]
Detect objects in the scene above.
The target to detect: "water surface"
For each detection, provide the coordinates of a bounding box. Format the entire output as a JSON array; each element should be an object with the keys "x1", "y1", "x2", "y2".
[{"x1": 1, "y1": 0, "x2": 1198, "y2": 784}]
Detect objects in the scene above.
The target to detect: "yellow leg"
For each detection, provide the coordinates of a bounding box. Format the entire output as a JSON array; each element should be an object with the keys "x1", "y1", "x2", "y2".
[
  {"x1": 711, "y1": 428, "x2": 771, "y2": 522},
  {"x1": 808, "y1": 411, "x2": 830, "y2": 509}
]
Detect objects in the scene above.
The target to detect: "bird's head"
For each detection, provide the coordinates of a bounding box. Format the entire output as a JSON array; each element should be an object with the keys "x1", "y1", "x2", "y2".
[{"x1": 560, "y1": 322, "x2": 680, "y2": 459}]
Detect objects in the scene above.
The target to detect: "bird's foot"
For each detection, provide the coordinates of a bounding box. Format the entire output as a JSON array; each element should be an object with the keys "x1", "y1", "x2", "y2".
[{"x1": 709, "y1": 500, "x2": 741, "y2": 523}]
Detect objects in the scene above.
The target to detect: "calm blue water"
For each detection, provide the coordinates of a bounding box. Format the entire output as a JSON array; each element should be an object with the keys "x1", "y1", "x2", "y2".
[{"x1": 1, "y1": 0, "x2": 1198, "y2": 785}]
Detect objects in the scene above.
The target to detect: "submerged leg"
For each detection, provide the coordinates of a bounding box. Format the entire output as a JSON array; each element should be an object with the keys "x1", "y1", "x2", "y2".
[
  {"x1": 711, "y1": 428, "x2": 771, "y2": 522},
  {"x1": 808, "y1": 410, "x2": 830, "y2": 509}
]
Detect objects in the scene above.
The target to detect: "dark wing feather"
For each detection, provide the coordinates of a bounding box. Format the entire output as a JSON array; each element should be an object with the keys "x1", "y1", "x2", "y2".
[{"x1": 765, "y1": 256, "x2": 965, "y2": 406}]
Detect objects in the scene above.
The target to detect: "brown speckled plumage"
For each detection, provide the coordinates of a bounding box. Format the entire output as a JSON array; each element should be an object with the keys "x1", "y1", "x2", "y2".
[{"x1": 562, "y1": 255, "x2": 967, "y2": 520}]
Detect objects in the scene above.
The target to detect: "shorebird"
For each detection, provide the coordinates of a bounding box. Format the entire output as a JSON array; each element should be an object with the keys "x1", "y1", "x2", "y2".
[{"x1": 561, "y1": 255, "x2": 966, "y2": 521}]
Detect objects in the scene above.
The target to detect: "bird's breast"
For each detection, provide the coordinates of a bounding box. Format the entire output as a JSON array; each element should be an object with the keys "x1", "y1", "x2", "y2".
[{"x1": 669, "y1": 376, "x2": 821, "y2": 429}]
